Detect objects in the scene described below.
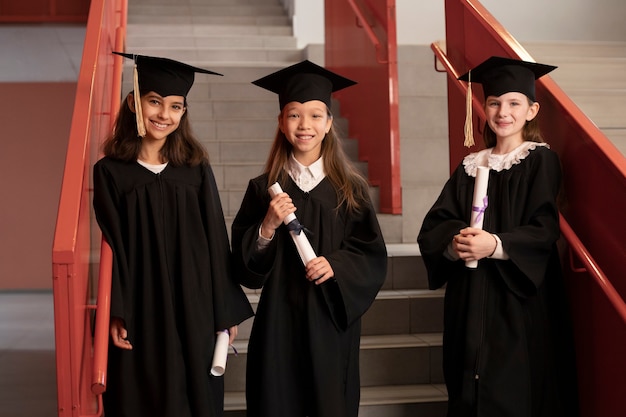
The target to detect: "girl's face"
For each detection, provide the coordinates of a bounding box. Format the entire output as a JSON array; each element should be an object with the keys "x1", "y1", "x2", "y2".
[
  {"x1": 279, "y1": 100, "x2": 332, "y2": 165},
  {"x1": 484, "y1": 92, "x2": 539, "y2": 143},
  {"x1": 130, "y1": 92, "x2": 186, "y2": 142}
]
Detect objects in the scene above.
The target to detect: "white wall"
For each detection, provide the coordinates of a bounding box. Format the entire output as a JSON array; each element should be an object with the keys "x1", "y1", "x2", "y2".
[
  {"x1": 396, "y1": 0, "x2": 626, "y2": 45},
  {"x1": 281, "y1": 0, "x2": 325, "y2": 48},
  {"x1": 287, "y1": 0, "x2": 626, "y2": 47}
]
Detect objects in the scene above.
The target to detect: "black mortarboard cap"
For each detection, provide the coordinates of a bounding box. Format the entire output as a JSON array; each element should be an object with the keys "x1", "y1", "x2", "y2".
[
  {"x1": 457, "y1": 56, "x2": 556, "y2": 147},
  {"x1": 114, "y1": 52, "x2": 222, "y2": 137},
  {"x1": 458, "y1": 56, "x2": 556, "y2": 102},
  {"x1": 114, "y1": 51, "x2": 223, "y2": 98},
  {"x1": 252, "y1": 60, "x2": 357, "y2": 110}
]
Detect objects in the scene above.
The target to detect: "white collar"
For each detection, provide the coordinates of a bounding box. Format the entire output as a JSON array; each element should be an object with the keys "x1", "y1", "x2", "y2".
[
  {"x1": 288, "y1": 153, "x2": 325, "y2": 180},
  {"x1": 463, "y1": 141, "x2": 550, "y2": 177},
  {"x1": 137, "y1": 159, "x2": 168, "y2": 174}
]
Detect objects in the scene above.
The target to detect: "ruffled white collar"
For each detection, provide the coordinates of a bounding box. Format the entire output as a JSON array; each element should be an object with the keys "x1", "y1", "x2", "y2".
[{"x1": 463, "y1": 141, "x2": 549, "y2": 177}]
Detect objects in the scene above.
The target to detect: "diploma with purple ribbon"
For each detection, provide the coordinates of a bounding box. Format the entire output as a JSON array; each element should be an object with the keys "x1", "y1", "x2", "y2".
[
  {"x1": 268, "y1": 182, "x2": 317, "y2": 265},
  {"x1": 467, "y1": 166, "x2": 490, "y2": 269}
]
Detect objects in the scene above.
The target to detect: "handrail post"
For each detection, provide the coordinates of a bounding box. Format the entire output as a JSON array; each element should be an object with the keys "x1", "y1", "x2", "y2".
[{"x1": 91, "y1": 239, "x2": 112, "y2": 395}]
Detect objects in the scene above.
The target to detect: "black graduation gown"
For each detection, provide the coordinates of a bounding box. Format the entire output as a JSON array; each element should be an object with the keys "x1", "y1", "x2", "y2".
[
  {"x1": 231, "y1": 174, "x2": 387, "y2": 417},
  {"x1": 417, "y1": 146, "x2": 578, "y2": 417},
  {"x1": 93, "y1": 157, "x2": 253, "y2": 417}
]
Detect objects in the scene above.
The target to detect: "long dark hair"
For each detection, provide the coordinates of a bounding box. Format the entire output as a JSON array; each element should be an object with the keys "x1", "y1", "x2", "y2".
[
  {"x1": 264, "y1": 108, "x2": 370, "y2": 213},
  {"x1": 102, "y1": 93, "x2": 208, "y2": 166}
]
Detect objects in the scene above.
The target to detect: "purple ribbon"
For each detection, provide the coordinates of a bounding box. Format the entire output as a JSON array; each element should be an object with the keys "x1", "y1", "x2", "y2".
[
  {"x1": 221, "y1": 329, "x2": 238, "y2": 355},
  {"x1": 472, "y1": 195, "x2": 488, "y2": 223}
]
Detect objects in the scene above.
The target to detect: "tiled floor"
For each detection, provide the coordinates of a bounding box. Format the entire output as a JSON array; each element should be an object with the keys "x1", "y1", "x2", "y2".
[
  {"x1": 1, "y1": 23, "x2": 85, "y2": 417},
  {"x1": 0, "y1": 291, "x2": 58, "y2": 417}
]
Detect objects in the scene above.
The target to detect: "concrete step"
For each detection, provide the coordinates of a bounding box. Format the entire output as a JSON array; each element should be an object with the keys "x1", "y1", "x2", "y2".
[
  {"x1": 524, "y1": 40, "x2": 626, "y2": 59},
  {"x1": 128, "y1": 4, "x2": 288, "y2": 18},
  {"x1": 547, "y1": 58, "x2": 626, "y2": 91},
  {"x1": 359, "y1": 334, "x2": 443, "y2": 386},
  {"x1": 222, "y1": 333, "x2": 443, "y2": 392},
  {"x1": 119, "y1": 46, "x2": 304, "y2": 66},
  {"x1": 231, "y1": 288, "x2": 443, "y2": 342},
  {"x1": 128, "y1": 32, "x2": 297, "y2": 49},
  {"x1": 524, "y1": 41, "x2": 626, "y2": 93},
  {"x1": 128, "y1": 3, "x2": 287, "y2": 15},
  {"x1": 128, "y1": 11, "x2": 290, "y2": 26},
  {"x1": 358, "y1": 384, "x2": 448, "y2": 417},
  {"x1": 568, "y1": 90, "x2": 626, "y2": 129},
  {"x1": 130, "y1": 0, "x2": 282, "y2": 5},
  {"x1": 224, "y1": 384, "x2": 448, "y2": 417},
  {"x1": 362, "y1": 289, "x2": 444, "y2": 336},
  {"x1": 604, "y1": 128, "x2": 626, "y2": 156},
  {"x1": 523, "y1": 40, "x2": 626, "y2": 157}
]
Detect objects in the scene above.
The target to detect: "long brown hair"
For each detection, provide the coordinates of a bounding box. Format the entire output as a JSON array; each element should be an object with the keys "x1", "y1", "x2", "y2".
[
  {"x1": 264, "y1": 109, "x2": 370, "y2": 213},
  {"x1": 482, "y1": 97, "x2": 544, "y2": 148},
  {"x1": 102, "y1": 93, "x2": 208, "y2": 166}
]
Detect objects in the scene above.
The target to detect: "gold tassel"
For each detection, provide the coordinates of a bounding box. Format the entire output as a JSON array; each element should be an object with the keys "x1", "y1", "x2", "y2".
[
  {"x1": 133, "y1": 61, "x2": 146, "y2": 138},
  {"x1": 463, "y1": 70, "x2": 475, "y2": 148}
]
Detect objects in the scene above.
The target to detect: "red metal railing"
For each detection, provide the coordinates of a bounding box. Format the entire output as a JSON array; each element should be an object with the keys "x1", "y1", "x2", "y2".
[
  {"x1": 51, "y1": 0, "x2": 126, "y2": 414},
  {"x1": 436, "y1": 1, "x2": 626, "y2": 415},
  {"x1": 559, "y1": 215, "x2": 626, "y2": 416},
  {"x1": 0, "y1": 0, "x2": 90, "y2": 22},
  {"x1": 325, "y1": 0, "x2": 401, "y2": 214}
]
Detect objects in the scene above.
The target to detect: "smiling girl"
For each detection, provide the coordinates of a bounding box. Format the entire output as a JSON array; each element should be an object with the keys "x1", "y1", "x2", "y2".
[
  {"x1": 418, "y1": 56, "x2": 579, "y2": 417},
  {"x1": 93, "y1": 53, "x2": 253, "y2": 417},
  {"x1": 231, "y1": 60, "x2": 387, "y2": 417}
]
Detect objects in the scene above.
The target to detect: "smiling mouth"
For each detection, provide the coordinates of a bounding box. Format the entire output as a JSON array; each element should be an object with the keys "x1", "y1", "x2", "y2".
[{"x1": 151, "y1": 121, "x2": 169, "y2": 129}]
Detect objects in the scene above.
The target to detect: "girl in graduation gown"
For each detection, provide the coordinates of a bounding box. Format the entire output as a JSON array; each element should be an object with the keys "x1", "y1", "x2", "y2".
[
  {"x1": 231, "y1": 61, "x2": 387, "y2": 417},
  {"x1": 418, "y1": 57, "x2": 579, "y2": 417},
  {"x1": 93, "y1": 53, "x2": 253, "y2": 417}
]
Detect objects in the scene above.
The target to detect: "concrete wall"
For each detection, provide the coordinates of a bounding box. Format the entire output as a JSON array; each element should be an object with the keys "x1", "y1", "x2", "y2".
[{"x1": 0, "y1": 83, "x2": 76, "y2": 289}]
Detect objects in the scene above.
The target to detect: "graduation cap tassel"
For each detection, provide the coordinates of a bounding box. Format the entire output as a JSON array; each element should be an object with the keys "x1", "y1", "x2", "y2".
[
  {"x1": 463, "y1": 70, "x2": 475, "y2": 148},
  {"x1": 133, "y1": 61, "x2": 146, "y2": 138}
]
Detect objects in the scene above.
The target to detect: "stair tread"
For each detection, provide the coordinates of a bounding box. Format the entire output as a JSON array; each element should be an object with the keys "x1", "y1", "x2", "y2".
[
  {"x1": 224, "y1": 384, "x2": 448, "y2": 410},
  {"x1": 230, "y1": 332, "x2": 442, "y2": 354}
]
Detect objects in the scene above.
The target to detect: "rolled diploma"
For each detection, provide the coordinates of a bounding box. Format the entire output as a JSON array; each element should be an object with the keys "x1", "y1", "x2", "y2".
[
  {"x1": 210, "y1": 330, "x2": 230, "y2": 376},
  {"x1": 268, "y1": 182, "x2": 317, "y2": 265},
  {"x1": 466, "y1": 166, "x2": 490, "y2": 269}
]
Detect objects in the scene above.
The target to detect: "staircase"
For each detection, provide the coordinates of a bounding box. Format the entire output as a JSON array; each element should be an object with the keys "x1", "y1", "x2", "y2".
[
  {"x1": 124, "y1": 0, "x2": 447, "y2": 415},
  {"x1": 524, "y1": 41, "x2": 626, "y2": 156}
]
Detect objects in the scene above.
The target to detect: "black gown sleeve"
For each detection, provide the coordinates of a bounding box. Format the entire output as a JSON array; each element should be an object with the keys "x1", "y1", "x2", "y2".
[
  {"x1": 93, "y1": 159, "x2": 131, "y2": 322},
  {"x1": 199, "y1": 163, "x2": 254, "y2": 329},
  {"x1": 321, "y1": 199, "x2": 387, "y2": 330},
  {"x1": 231, "y1": 176, "x2": 278, "y2": 289}
]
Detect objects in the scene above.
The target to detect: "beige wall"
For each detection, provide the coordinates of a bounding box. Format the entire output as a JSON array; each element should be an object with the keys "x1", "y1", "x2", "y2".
[{"x1": 0, "y1": 82, "x2": 75, "y2": 289}]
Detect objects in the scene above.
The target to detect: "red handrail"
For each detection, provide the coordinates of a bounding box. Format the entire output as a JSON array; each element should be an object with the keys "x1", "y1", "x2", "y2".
[
  {"x1": 90, "y1": 7, "x2": 126, "y2": 398},
  {"x1": 91, "y1": 240, "x2": 112, "y2": 395},
  {"x1": 346, "y1": 0, "x2": 387, "y2": 63},
  {"x1": 559, "y1": 215, "x2": 626, "y2": 323},
  {"x1": 51, "y1": 0, "x2": 126, "y2": 415},
  {"x1": 325, "y1": 0, "x2": 401, "y2": 214}
]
